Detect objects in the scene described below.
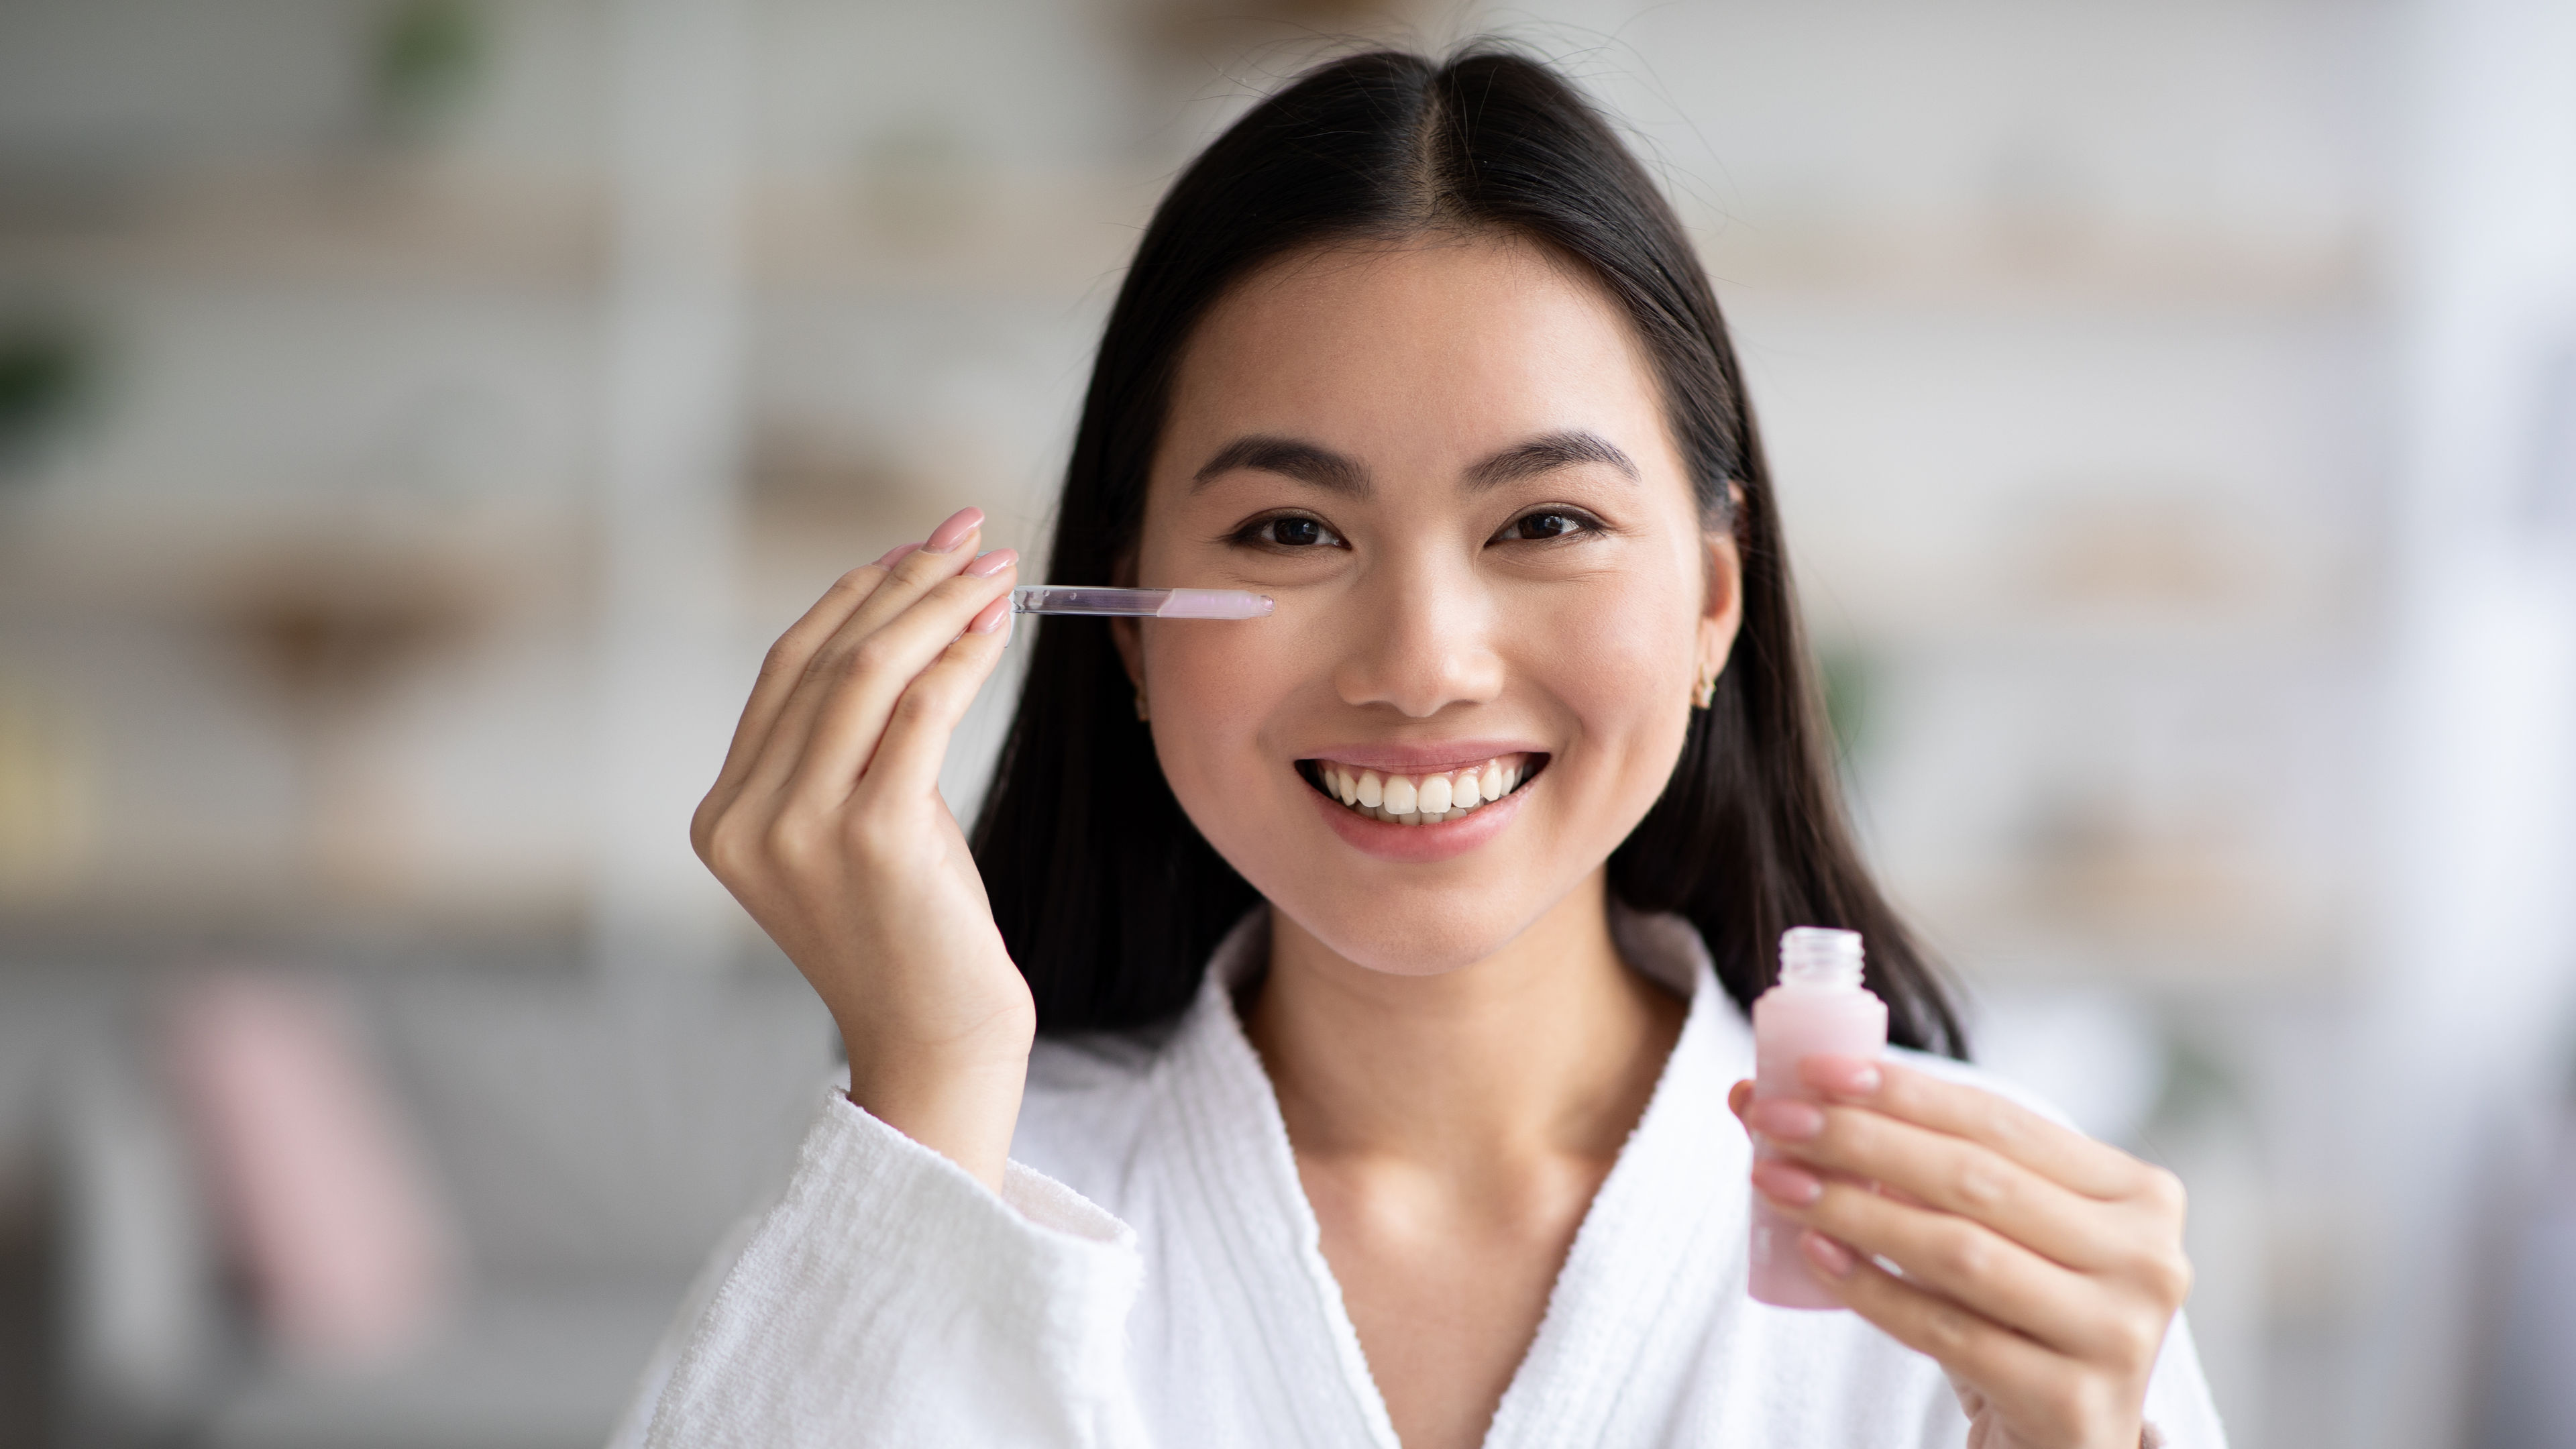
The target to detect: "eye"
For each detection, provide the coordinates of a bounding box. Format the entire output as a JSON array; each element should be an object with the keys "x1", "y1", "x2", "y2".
[
  {"x1": 1493, "y1": 508, "x2": 1600, "y2": 543},
  {"x1": 1232, "y1": 513, "x2": 1346, "y2": 549}
]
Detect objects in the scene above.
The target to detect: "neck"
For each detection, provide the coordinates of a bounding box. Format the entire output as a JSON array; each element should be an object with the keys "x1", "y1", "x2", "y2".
[{"x1": 1243, "y1": 872, "x2": 1686, "y2": 1179}]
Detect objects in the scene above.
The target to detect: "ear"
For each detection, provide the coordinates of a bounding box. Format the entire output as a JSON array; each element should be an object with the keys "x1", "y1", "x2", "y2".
[
  {"x1": 1698, "y1": 483, "x2": 1748, "y2": 684},
  {"x1": 1111, "y1": 615, "x2": 1144, "y2": 693},
  {"x1": 1108, "y1": 549, "x2": 1145, "y2": 692}
]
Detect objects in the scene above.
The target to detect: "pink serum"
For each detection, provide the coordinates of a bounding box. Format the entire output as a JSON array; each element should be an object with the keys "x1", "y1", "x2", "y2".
[{"x1": 1748, "y1": 926, "x2": 1886, "y2": 1309}]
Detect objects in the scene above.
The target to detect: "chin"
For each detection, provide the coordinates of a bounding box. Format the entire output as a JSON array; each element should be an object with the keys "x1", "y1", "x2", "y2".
[
  {"x1": 1226, "y1": 844, "x2": 1586, "y2": 977},
  {"x1": 1180, "y1": 765, "x2": 1620, "y2": 978}
]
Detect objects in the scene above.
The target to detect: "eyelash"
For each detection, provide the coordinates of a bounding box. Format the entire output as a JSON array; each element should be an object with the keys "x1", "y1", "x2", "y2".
[
  {"x1": 1224, "y1": 508, "x2": 1608, "y2": 551},
  {"x1": 1491, "y1": 508, "x2": 1606, "y2": 543},
  {"x1": 1229, "y1": 513, "x2": 1348, "y2": 550}
]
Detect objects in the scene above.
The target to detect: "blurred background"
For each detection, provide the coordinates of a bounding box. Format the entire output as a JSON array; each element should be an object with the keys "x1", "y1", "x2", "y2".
[{"x1": 0, "y1": 0, "x2": 2572, "y2": 1445}]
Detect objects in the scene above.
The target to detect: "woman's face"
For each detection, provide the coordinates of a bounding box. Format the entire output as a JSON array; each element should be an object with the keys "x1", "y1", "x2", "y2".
[{"x1": 1126, "y1": 234, "x2": 1740, "y2": 977}]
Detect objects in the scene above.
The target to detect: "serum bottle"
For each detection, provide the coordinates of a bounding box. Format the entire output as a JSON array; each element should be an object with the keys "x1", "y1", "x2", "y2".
[{"x1": 1748, "y1": 926, "x2": 1886, "y2": 1309}]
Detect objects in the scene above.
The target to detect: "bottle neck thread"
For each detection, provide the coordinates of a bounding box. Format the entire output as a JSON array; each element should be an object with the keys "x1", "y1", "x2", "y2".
[{"x1": 1779, "y1": 926, "x2": 1865, "y2": 990}]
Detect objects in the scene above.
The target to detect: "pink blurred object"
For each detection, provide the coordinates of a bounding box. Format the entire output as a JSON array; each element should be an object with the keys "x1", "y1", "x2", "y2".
[{"x1": 166, "y1": 971, "x2": 457, "y2": 1369}]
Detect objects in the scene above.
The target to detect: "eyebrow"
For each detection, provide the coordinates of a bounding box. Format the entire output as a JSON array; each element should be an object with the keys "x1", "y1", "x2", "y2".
[
  {"x1": 1190, "y1": 429, "x2": 1638, "y2": 496},
  {"x1": 1462, "y1": 430, "x2": 1640, "y2": 490},
  {"x1": 1192, "y1": 435, "x2": 1370, "y2": 497}
]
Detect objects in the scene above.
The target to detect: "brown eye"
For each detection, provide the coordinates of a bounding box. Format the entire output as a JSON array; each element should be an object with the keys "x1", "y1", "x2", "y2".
[
  {"x1": 1499, "y1": 510, "x2": 1593, "y2": 542},
  {"x1": 1239, "y1": 515, "x2": 1344, "y2": 549}
]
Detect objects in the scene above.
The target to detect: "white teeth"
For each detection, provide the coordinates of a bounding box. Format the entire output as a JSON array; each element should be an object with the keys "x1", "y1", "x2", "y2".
[{"x1": 1313, "y1": 755, "x2": 1536, "y2": 826}]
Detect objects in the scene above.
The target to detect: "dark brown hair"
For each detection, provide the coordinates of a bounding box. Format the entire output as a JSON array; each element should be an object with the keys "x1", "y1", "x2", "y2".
[{"x1": 971, "y1": 44, "x2": 1966, "y2": 1056}]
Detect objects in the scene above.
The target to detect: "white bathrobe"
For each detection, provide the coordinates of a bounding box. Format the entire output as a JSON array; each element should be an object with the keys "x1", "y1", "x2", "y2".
[{"x1": 619, "y1": 908, "x2": 2225, "y2": 1448}]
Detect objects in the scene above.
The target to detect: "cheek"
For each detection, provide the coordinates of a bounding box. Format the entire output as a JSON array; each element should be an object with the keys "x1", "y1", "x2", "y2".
[
  {"x1": 1528, "y1": 576, "x2": 1699, "y2": 743},
  {"x1": 1139, "y1": 623, "x2": 1292, "y2": 800}
]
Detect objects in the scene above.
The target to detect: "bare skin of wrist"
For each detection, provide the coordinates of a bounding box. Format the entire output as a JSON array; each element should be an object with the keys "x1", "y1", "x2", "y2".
[{"x1": 843, "y1": 1030, "x2": 1032, "y2": 1192}]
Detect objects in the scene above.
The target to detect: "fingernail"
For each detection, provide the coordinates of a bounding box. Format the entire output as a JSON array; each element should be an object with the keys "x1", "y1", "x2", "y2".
[
  {"x1": 963, "y1": 547, "x2": 1018, "y2": 579},
  {"x1": 922, "y1": 506, "x2": 983, "y2": 554},
  {"x1": 969, "y1": 596, "x2": 1010, "y2": 634},
  {"x1": 1750, "y1": 1160, "x2": 1822, "y2": 1206},
  {"x1": 1802, "y1": 1231, "x2": 1856, "y2": 1278},
  {"x1": 1805, "y1": 1055, "x2": 1883, "y2": 1098},
  {"x1": 875, "y1": 542, "x2": 920, "y2": 568},
  {"x1": 1746, "y1": 1097, "x2": 1825, "y2": 1140}
]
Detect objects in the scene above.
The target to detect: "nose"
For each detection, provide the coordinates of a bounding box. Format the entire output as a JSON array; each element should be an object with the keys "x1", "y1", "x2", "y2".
[{"x1": 1329, "y1": 547, "x2": 1505, "y2": 718}]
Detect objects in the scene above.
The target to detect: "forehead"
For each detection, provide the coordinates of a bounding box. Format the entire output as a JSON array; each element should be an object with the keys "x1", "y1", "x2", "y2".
[{"x1": 1159, "y1": 234, "x2": 1674, "y2": 468}]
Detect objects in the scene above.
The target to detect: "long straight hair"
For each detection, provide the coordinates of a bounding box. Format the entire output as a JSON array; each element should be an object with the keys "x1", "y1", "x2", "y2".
[{"x1": 971, "y1": 45, "x2": 1966, "y2": 1056}]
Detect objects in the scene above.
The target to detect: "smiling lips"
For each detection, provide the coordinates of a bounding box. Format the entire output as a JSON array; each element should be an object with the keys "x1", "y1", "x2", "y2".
[{"x1": 1301, "y1": 752, "x2": 1540, "y2": 825}]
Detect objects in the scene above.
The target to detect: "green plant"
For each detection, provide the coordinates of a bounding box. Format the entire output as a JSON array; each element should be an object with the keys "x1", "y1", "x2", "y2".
[
  {"x1": 0, "y1": 322, "x2": 93, "y2": 479},
  {"x1": 373, "y1": 0, "x2": 487, "y2": 142}
]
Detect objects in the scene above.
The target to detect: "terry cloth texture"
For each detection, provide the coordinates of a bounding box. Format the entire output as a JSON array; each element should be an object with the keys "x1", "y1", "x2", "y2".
[{"x1": 616, "y1": 908, "x2": 2226, "y2": 1449}]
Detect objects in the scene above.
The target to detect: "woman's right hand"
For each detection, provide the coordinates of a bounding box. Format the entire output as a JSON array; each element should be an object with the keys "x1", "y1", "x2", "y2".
[{"x1": 692, "y1": 505, "x2": 1031, "y2": 1190}]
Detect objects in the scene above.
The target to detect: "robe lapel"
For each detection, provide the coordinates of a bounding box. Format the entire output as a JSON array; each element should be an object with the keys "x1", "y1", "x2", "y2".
[
  {"x1": 1154, "y1": 911, "x2": 1405, "y2": 1448},
  {"x1": 1482, "y1": 911, "x2": 1756, "y2": 1447},
  {"x1": 1150, "y1": 908, "x2": 1756, "y2": 1449}
]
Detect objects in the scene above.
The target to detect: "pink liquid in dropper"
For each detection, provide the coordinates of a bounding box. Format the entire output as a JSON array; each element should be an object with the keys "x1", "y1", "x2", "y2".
[{"x1": 1748, "y1": 926, "x2": 1887, "y2": 1309}]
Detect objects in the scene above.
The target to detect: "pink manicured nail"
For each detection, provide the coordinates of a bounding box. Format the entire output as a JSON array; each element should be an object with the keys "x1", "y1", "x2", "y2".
[
  {"x1": 968, "y1": 596, "x2": 1010, "y2": 635},
  {"x1": 1746, "y1": 1098, "x2": 1825, "y2": 1140},
  {"x1": 1802, "y1": 1232, "x2": 1857, "y2": 1278},
  {"x1": 874, "y1": 542, "x2": 920, "y2": 568},
  {"x1": 1803, "y1": 1055, "x2": 1883, "y2": 1098},
  {"x1": 922, "y1": 506, "x2": 983, "y2": 554},
  {"x1": 963, "y1": 548, "x2": 1018, "y2": 579},
  {"x1": 1750, "y1": 1160, "x2": 1823, "y2": 1206}
]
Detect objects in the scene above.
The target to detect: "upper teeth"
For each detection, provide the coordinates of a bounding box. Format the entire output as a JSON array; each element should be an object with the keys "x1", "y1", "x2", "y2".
[{"x1": 1313, "y1": 755, "x2": 1529, "y2": 825}]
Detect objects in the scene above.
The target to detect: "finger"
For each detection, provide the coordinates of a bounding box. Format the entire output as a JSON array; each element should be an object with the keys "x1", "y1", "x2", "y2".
[
  {"x1": 822, "y1": 508, "x2": 989, "y2": 651},
  {"x1": 1759, "y1": 1167, "x2": 2110, "y2": 1358},
  {"x1": 1742, "y1": 1095, "x2": 2128, "y2": 1271},
  {"x1": 1798, "y1": 1232, "x2": 2074, "y2": 1424},
  {"x1": 777, "y1": 552, "x2": 1017, "y2": 808},
  {"x1": 696, "y1": 551, "x2": 912, "y2": 867},
  {"x1": 737, "y1": 512, "x2": 987, "y2": 805},
  {"x1": 1728, "y1": 1079, "x2": 1754, "y2": 1124},
  {"x1": 709, "y1": 547, "x2": 910, "y2": 799},
  {"x1": 1801, "y1": 1057, "x2": 2148, "y2": 1201},
  {"x1": 850, "y1": 608, "x2": 1013, "y2": 806}
]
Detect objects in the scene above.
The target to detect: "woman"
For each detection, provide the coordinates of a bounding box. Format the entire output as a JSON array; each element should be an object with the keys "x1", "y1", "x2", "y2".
[{"x1": 626, "y1": 45, "x2": 2218, "y2": 1449}]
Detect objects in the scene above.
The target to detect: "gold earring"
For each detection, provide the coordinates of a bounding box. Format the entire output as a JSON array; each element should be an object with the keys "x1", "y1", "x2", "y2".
[
  {"x1": 1134, "y1": 686, "x2": 1149, "y2": 722},
  {"x1": 1691, "y1": 669, "x2": 1717, "y2": 709}
]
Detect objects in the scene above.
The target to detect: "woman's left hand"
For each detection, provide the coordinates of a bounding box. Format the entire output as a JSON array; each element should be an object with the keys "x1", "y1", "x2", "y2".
[{"x1": 1727, "y1": 1057, "x2": 2191, "y2": 1449}]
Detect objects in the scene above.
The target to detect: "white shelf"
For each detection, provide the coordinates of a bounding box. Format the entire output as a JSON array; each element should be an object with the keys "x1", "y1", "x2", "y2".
[
  {"x1": 0, "y1": 160, "x2": 606, "y2": 290},
  {"x1": 0, "y1": 160, "x2": 2387, "y2": 317}
]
